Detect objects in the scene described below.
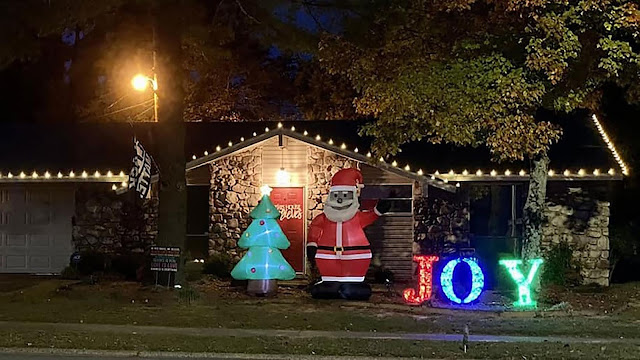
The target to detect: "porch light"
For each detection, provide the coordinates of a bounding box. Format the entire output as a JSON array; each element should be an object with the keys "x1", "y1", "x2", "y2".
[
  {"x1": 490, "y1": 170, "x2": 497, "y2": 176},
  {"x1": 216, "y1": 146, "x2": 221, "y2": 151},
  {"x1": 276, "y1": 168, "x2": 291, "y2": 186},
  {"x1": 260, "y1": 185, "x2": 273, "y2": 196}
]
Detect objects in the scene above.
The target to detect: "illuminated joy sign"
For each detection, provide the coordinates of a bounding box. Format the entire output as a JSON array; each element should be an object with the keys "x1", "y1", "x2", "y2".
[{"x1": 403, "y1": 255, "x2": 543, "y2": 307}]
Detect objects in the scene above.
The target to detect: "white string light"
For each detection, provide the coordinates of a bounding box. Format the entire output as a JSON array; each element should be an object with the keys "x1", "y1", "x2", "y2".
[
  {"x1": 216, "y1": 146, "x2": 221, "y2": 151},
  {"x1": 44, "y1": 171, "x2": 51, "y2": 179},
  {"x1": 417, "y1": 169, "x2": 424, "y2": 176},
  {"x1": 490, "y1": 170, "x2": 497, "y2": 176},
  {"x1": 462, "y1": 170, "x2": 469, "y2": 176},
  {"x1": 340, "y1": 143, "x2": 346, "y2": 149},
  {"x1": 204, "y1": 151, "x2": 208, "y2": 156},
  {"x1": 303, "y1": 131, "x2": 308, "y2": 136},
  {"x1": 563, "y1": 169, "x2": 570, "y2": 176},
  {"x1": 548, "y1": 169, "x2": 555, "y2": 176},
  {"x1": 391, "y1": 160, "x2": 398, "y2": 167},
  {"x1": 592, "y1": 114, "x2": 628, "y2": 175}
]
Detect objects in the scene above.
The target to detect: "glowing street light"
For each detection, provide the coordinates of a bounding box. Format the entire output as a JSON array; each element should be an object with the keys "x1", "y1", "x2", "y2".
[{"x1": 131, "y1": 73, "x2": 158, "y2": 122}]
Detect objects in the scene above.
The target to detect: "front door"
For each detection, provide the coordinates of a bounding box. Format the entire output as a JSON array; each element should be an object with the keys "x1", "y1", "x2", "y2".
[{"x1": 270, "y1": 187, "x2": 305, "y2": 273}]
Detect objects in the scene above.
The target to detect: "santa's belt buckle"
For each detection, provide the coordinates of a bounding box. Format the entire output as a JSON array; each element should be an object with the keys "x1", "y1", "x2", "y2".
[{"x1": 333, "y1": 246, "x2": 344, "y2": 254}]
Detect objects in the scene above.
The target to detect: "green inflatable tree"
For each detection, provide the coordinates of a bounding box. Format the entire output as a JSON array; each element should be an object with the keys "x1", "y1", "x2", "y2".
[{"x1": 231, "y1": 186, "x2": 295, "y2": 291}]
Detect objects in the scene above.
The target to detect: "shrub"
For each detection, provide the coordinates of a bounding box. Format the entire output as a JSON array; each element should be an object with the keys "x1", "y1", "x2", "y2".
[
  {"x1": 77, "y1": 251, "x2": 108, "y2": 275},
  {"x1": 202, "y1": 253, "x2": 232, "y2": 278},
  {"x1": 110, "y1": 254, "x2": 145, "y2": 280},
  {"x1": 60, "y1": 266, "x2": 80, "y2": 280},
  {"x1": 184, "y1": 261, "x2": 204, "y2": 282},
  {"x1": 542, "y1": 242, "x2": 581, "y2": 286}
]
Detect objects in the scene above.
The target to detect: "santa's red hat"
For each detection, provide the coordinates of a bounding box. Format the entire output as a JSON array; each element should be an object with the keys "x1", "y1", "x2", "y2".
[{"x1": 330, "y1": 168, "x2": 364, "y2": 192}]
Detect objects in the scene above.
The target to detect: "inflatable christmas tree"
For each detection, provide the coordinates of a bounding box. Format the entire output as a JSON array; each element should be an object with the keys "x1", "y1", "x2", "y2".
[{"x1": 231, "y1": 185, "x2": 295, "y2": 295}]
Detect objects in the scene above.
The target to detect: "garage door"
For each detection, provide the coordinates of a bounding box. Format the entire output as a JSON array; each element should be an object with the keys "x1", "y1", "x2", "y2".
[{"x1": 0, "y1": 185, "x2": 75, "y2": 273}]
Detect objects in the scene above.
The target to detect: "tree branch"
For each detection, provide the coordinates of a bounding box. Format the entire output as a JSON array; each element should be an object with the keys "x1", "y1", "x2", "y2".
[{"x1": 235, "y1": 0, "x2": 261, "y2": 24}]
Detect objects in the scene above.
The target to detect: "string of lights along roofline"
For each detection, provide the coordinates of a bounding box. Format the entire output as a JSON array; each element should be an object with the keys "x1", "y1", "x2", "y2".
[
  {"x1": 186, "y1": 119, "x2": 625, "y2": 182},
  {"x1": 0, "y1": 170, "x2": 128, "y2": 179}
]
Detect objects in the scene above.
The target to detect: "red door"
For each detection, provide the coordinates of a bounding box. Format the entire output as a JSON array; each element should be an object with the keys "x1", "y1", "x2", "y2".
[{"x1": 270, "y1": 187, "x2": 305, "y2": 273}]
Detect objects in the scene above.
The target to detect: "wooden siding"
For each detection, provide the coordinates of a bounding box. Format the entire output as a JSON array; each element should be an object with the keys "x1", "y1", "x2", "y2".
[
  {"x1": 361, "y1": 163, "x2": 413, "y2": 185},
  {"x1": 365, "y1": 214, "x2": 414, "y2": 282},
  {"x1": 262, "y1": 136, "x2": 308, "y2": 187}
]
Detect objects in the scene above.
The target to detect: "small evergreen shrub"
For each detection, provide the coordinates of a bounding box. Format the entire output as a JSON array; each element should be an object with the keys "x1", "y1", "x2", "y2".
[
  {"x1": 184, "y1": 261, "x2": 204, "y2": 282},
  {"x1": 202, "y1": 253, "x2": 232, "y2": 278},
  {"x1": 177, "y1": 286, "x2": 200, "y2": 305},
  {"x1": 542, "y1": 242, "x2": 581, "y2": 286},
  {"x1": 60, "y1": 266, "x2": 80, "y2": 280}
]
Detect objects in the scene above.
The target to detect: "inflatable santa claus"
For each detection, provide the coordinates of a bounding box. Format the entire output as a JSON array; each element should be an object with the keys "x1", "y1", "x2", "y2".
[{"x1": 307, "y1": 168, "x2": 390, "y2": 300}]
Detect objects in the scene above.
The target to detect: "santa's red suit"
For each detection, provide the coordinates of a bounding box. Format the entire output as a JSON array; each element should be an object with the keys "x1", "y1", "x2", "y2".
[{"x1": 308, "y1": 168, "x2": 380, "y2": 282}]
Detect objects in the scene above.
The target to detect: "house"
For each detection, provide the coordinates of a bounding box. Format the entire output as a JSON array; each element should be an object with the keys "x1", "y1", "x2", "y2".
[{"x1": 0, "y1": 115, "x2": 625, "y2": 285}]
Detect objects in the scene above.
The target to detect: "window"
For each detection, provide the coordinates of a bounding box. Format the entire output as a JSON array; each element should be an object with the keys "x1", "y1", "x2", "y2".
[{"x1": 360, "y1": 184, "x2": 412, "y2": 214}]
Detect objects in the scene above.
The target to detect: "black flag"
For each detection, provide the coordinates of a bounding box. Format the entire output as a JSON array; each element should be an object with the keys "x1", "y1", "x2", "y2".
[{"x1": 129, "y1": 138, "x2": 153, "y2": 199}]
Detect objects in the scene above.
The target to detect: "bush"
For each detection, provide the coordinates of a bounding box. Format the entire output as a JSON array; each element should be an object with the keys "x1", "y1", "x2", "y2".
[
  {"x1": 202, "y1": 253, "x2": 232, "y2": 278},
  {"x1": 110, "y1": 254, "x2": 145, "y2": 281},
  {"x1": 542, "y1": 242, "x2": 581, "y2": 286},
  {"x1": 60, "y1": 266, "x2": 80, "y2": 280},
  {"x1": 77, "y1": 251, "x2": 108, "y2": 276},
  {"x1": 184, "y1": 261, "x2": 204, "y2": 282},
  {"x1": 177, "y1": 286, "x2": 200, "y2": 305}
]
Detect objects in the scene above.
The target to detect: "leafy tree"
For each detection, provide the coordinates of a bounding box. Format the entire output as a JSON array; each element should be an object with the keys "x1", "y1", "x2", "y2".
[{"x1": 315, "y1": 0, "x2": 640, "y2": 262}]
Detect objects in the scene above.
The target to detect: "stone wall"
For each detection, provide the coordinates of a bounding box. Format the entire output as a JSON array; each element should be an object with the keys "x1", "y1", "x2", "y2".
[
  {"x1": 413, "y1": 186, "x2": 470, "y2": 256},
  {"x1": 542, "y1": 187, "x2": 610, "y2": 286},
  {"x1": 306, "y1": 146, "x2": 359, "y2": 222},
  {"x1": 73, "y1": 185, "x2": 157, "y2": 254},
  {"x1": 208, "y1": 147, "x2": 262, "y2": 262}
]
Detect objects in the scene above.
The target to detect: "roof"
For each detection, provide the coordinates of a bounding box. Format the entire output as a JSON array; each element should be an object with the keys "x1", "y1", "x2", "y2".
[{"x1": 0, "y1": 114, "x2": 625, "y2": 186}]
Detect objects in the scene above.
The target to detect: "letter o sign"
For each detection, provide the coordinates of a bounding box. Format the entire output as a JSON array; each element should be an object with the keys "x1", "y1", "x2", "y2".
[{"x1": 439, "y1": 258, "x2": 485, "y2": 304}]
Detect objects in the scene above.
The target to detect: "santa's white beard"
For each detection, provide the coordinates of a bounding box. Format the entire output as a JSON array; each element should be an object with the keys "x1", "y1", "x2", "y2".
[{"x1": 323, "y1": 197, "x2": 359, "y2": 222}]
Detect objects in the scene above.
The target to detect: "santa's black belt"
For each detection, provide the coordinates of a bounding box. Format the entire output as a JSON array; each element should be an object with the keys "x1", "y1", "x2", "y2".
[{"x1": 316, "y1": 245, "x2": 371, "y2": 251}]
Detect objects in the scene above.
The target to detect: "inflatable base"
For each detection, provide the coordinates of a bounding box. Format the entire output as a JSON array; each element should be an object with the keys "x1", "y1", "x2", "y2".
[{"x1": 311, "y1": 281, "x2": 372, "y2": 300}]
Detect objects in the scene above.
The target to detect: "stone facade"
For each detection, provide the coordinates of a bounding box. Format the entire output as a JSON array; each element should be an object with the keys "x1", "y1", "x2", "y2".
[
  {"x1": 73, "y1": 185, "x2": 157, "y2": 254},
  {"x1": 208, "y1": 147, "x2": 262, "y2": 263},
  {"x1": 306, "y1": 146, "x2": 359, "y2": 222},
  {"x1": 542, "y1": 187, "x2": 610, "y2": 286},
  {"x1": 413, "y1": 187, "x2": 470, "y2": 256}
]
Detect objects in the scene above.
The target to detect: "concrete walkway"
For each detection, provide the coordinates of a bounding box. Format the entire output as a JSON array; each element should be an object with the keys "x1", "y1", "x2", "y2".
[{"x1": 0, "y1": 321, "x2": 637, "y2": 345}]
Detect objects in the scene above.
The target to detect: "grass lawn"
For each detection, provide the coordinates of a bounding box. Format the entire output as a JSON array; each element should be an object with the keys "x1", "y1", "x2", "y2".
[
  {"x1": 0, "y1": 277, "x2": 639, "y2": 340},
  {"x1": 1, "y1": 329, "x2": 639, "y2": 359}
]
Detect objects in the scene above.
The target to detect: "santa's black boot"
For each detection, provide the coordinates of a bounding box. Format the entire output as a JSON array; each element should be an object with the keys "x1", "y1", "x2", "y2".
[
  {"x1": 310, "y1": 281, "x2": 342, "y2": 299},
  {"x1": 338, "y1": 282, "x2": 372, "y2": 300}
]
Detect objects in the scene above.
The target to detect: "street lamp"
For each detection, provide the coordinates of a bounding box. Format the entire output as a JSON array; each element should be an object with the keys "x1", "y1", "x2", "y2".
[{"x1": 131, "y1": 73, "x2": 158, "y2": 122}]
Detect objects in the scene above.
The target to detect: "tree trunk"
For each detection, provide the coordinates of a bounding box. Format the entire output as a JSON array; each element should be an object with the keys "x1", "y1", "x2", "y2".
[
  {"x1": 522, "y1": 152, "x2": 550, "y2": 262},
  {"x1": 153, "y1": 0, "x2": 186, "y2": 284}
]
